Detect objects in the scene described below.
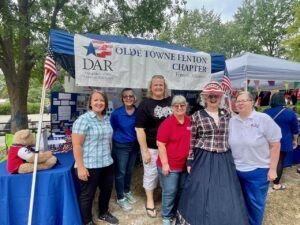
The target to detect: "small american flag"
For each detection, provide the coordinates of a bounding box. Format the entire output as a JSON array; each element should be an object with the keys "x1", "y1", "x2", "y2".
[
  {"x1": 221, "y1": 66, "x2": 232, "y2": 93},
  {"x1": 44, "y1": 47, "x2": 57, "y2": 89}
]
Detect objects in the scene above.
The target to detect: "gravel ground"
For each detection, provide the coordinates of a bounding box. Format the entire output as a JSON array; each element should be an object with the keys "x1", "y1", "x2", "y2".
[{"x1": 92, "y1": 164, "x2": 300, "y2": 225}]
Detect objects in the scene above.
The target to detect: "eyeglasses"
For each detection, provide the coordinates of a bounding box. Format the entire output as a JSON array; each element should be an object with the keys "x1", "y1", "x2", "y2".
[
  {"x1": 207, "y1": 95, "x2": 219, "y2": 99},
  {"x1": 172, "y1": 104, "x2": 186, "y2": 109},
  {"x1": 122, "y1": 95, "x2": 135, "y2": 99},
  {"x1": 236, "y1": 99, "x2": 252, "y2": 104}
]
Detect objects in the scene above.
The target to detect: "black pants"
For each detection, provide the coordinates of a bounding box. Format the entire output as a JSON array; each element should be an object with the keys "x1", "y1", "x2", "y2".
[
  {"x1": 273, "y1": 152, "x2": 287, "y2": 185},
  {"x1": 77, "y1": 165, "x2": 114, "y2": 224}
]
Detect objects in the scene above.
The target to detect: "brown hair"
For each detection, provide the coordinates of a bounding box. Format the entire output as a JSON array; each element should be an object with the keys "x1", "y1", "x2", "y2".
[
  {"x1": 87, "y1": 90, "x2": 108, "y2": 115},
  {"x1": 120, "y1": 88, "x2": 136, "y2": 103}
]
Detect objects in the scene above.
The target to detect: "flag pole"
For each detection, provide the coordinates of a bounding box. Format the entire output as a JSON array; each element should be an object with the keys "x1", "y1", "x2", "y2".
[{"x1": 27, "y1": 73, "x2": 47, "y2": 225}]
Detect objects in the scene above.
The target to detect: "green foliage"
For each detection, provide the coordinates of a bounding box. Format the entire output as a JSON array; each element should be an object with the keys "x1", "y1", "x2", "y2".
[
  {"x1": 1, "y1": 0, "x2": 182, "y2": 132},
  {"x1": 283, "y1": 4, "x2": 300, "y2": 61},
  {"x1": 28, "y1": 103, "x2": 41, "y2": 114},
  {"x1": 234, "y1": 0, "x2": 298, "y2": 57},
  {"x1": 159, "y1": 0, "x2": 299, "y2": 59},
  {"x1": 0, "y1": 102, "x2": 43, "y2": 115},
  {"x1": 158, "y1": 8, "x2": 228, "y2": 55},
  {"x1": 0, "y1": 75, "x2": 8, "y2": 99},
  {"x1": 0, "y1": 103, "x2": 11, "y2": 115}
]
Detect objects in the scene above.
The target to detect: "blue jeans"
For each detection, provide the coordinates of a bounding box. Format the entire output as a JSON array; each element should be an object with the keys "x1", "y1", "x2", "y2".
[
  {"x1": 237, "y1": 168, "x2": 269, "y2": 225},
  {"x1": 158, "y1": 167, "x2": 187, "y2": 219},
  {"x1": 112, "y1": 141, "x2": 139, "y2": 199}
]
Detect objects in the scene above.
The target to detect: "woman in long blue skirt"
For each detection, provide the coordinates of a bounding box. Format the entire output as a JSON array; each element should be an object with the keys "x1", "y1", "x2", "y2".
[{"x1": 177, "y1": 82, "x2": 249, "y2": 225}]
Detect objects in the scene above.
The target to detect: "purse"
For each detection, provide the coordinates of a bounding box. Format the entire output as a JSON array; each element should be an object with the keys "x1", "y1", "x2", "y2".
[{"x1": 272, "y1": 108, "x2": 286, "y2": 120}]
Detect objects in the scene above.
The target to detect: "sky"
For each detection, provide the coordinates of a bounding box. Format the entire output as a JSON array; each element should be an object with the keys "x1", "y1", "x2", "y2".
[{"x1": 186, "y1": 0, "x2": 244, "y2": 22}]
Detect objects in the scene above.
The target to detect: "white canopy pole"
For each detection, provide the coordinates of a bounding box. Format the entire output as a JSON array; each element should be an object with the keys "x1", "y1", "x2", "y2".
[{"x1": 27, "y1": 78, "x2": 47, "y2": 225}]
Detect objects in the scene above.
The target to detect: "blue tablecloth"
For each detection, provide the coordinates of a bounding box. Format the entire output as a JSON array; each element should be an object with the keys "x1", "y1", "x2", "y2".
[{"x1": 0, "y1": 152, "x2": 82, "y2": 225}]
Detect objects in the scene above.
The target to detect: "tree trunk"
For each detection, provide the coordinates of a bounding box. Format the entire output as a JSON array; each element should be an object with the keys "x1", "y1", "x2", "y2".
[{"x1": 6, "y1": 70, "x2": 30, "y2": 133}]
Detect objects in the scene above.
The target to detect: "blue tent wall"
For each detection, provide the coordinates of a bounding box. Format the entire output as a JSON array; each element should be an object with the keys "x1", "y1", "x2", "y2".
[{"x1": 50, "y1": 29, "x2": 225, "y2": 78}]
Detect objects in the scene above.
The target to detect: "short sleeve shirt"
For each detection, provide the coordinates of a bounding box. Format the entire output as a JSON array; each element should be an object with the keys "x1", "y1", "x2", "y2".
[
  {"x1": 72, "y1": 111, "x2": 113, "y2": 168},
  {"x1": 157, "y1": 115, "x2": 191, "y2": 170},
  {"x1": 110, "y1": 106, "x2": 137, "y2": 143},
  {"x1": 229, "y1": 110, "x2": 282, "y2": 171},
  {"x1": 264, "y1": 106, "x2": 299, "y2": 152},
  {"x1": 136, "y1": 97, "x2": 172, "y2": 149}
]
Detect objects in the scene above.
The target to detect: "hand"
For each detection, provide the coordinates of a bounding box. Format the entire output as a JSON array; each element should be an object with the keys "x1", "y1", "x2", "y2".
[
  {"x1": 162, "y1": 164, "x2": 170, "y2": 176},
  {"x1": 268, "y1": 168, "x2": 277, "y2": 181},
  {"x1": 143, "y1": 150, "x2": 151, "y2": 164},
  {"x1": 77, "y1": 166, "x2": 89, "y2": 181},
  {"x1": 187, "y1": 166, "x2": 191, "y2": 174},
  {"x1": 293, "y1": 140, "x2": 298, "y2": 149}
]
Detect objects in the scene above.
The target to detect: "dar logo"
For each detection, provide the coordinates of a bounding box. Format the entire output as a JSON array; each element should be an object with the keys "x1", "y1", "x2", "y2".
[{"x1": 84, "y1": 40, "x2": 113, "y2": 58}]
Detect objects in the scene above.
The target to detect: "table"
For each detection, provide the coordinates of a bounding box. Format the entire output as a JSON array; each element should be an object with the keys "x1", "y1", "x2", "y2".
[{"x1": 0, "y1": 152, "x2": 82, "y2": 225}]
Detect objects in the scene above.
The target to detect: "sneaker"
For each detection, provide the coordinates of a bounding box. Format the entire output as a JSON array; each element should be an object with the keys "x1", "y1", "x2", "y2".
[
  {"x1": 117, "y1": 198, "x2": 132, "y2": 211},
  {"x1": 124, "y1": 191, "x2": 137, "y2": 204},
  {"x1": 162, "y1": 218, "x2": 172, "y2": 225},
  {"x1": 97, "y1": 212, "x2": 119, "y2": 225}
]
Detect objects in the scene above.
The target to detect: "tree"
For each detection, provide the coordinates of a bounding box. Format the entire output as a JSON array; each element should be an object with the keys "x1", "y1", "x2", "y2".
[
  {"x1": 157, "y1": 8, "x2": 256, "y2": 59},
  {"x1": 0, "y1": 74, "x2": 8, "y2": 98},
  {"x1": 234, "y1": 0, "x2": 299, "y2": 57},
  {"x1": 283, "y1": 4, "x2": 300, "y2": 61},
  {"x1": 0, "y1": 0, "x2": 182, "y2": 133},
  {"x1": 158, "y1": 8, "x2": 227, "y2": 55}
]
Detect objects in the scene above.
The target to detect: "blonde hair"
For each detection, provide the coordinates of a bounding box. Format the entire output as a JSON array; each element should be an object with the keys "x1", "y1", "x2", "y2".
[{"x1": 146, "y1": 75, "x2": 170, "y2": 98}]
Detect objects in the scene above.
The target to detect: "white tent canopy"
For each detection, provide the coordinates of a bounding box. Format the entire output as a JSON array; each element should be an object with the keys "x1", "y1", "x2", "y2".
[{"x1": 212, "y1": 52, "x2": 300, "y2": 89}]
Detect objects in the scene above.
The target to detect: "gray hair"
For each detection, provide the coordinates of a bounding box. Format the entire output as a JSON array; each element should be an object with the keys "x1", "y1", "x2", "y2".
[
  {"x1": 171, "y1": 95, "x2": 188, "y2": 106},
  {"x1": 238, "y1": 91, "x2": 255, "y2": 101},
  {"x1": 146, "y1": 75, "x2": 170, "y2": 98},
  {"x1": 199, "y1": 94, "x2": 225, "y2": 109}
]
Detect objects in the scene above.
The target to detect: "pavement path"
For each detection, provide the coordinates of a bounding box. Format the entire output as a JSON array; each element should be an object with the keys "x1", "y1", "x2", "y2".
[
  {"x1": 0, "y1": 114, "x2": 51, "y2": 146},
  {"x1": 0, "y1": 114, "x2": 50, "y2": 123}
]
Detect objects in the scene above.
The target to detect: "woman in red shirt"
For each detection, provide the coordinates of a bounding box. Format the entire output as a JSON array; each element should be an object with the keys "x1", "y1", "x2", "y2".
[{"x1": 157, "y1": 95, "x2": 191, "y2": 225}]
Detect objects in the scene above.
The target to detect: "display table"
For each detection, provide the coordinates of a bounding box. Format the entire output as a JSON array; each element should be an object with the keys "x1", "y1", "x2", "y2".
[{"x1": 0, "y1": 152, "x2": 82, "y2": 225}]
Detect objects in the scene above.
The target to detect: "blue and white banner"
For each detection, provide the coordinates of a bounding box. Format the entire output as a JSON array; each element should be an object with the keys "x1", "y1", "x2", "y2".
[{"x1": 74, "y1": 34, "x2": 211, "y2": 90}]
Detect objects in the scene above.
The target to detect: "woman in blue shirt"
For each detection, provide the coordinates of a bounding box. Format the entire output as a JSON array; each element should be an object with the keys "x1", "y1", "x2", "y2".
[
  {"x1": 264, "y1": 92, "x2": 299, "y2": 190},
  {"x1": 110, "y1": 88, "x2": 139, "y2": 212}
]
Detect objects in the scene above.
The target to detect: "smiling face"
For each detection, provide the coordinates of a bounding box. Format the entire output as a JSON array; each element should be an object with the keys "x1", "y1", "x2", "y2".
[
  {"x1": 90, "y1": 92, "x2": 106, "y2": 114},
  {"x1": 204, "y1": 94, "x2": 222, "y2": 109},
  {"x1": 122, "y1": 90, "x2": 135, "y2": 107},
  {"x1": 236, "y1": 93, "x2": 254, "y2": 115},
  {"x1": 151, "y1": 78, "x2": 165, "y2": 99},
  {"x1": 172, "y1": 103, "x2": 187, "y2": 117}
]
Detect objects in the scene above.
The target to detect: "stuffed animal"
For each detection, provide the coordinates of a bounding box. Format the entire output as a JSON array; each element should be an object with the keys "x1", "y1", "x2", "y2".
[{"x1": 7, "y1": 129, "x2": 57, "y2": 174}]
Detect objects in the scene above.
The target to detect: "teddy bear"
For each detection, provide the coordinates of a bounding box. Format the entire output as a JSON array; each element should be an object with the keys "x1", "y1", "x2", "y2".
[{"x1": 7, "y1": 129, "x2": 57, "y2": 174}]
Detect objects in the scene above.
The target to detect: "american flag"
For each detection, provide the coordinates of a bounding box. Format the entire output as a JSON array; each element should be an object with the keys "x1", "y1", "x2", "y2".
[
  {"x1": 44, "y1": 47, "x2": 57, "y2": 89},
  {"x1": 221, "y1": 66, "x2": 232, "y2": 93}
]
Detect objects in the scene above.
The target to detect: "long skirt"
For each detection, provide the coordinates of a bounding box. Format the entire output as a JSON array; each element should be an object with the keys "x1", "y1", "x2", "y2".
[{"x1": 177, "y1": 148, "x2": 249, "y2": 225}]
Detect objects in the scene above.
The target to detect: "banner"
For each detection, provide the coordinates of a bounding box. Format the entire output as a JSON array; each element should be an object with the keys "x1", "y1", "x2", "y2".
[{"x1": 74, "y1": 34, "x2": 211, "y2": 90}]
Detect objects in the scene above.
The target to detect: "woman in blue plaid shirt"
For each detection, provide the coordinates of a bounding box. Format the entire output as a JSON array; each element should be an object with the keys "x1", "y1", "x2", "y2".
[
  {"x1": 177, "y1": 82, "x2": 248, "y2": 225},
  {"x1": 72, "y1": 90, "x2": 118, "y2": 225}
]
